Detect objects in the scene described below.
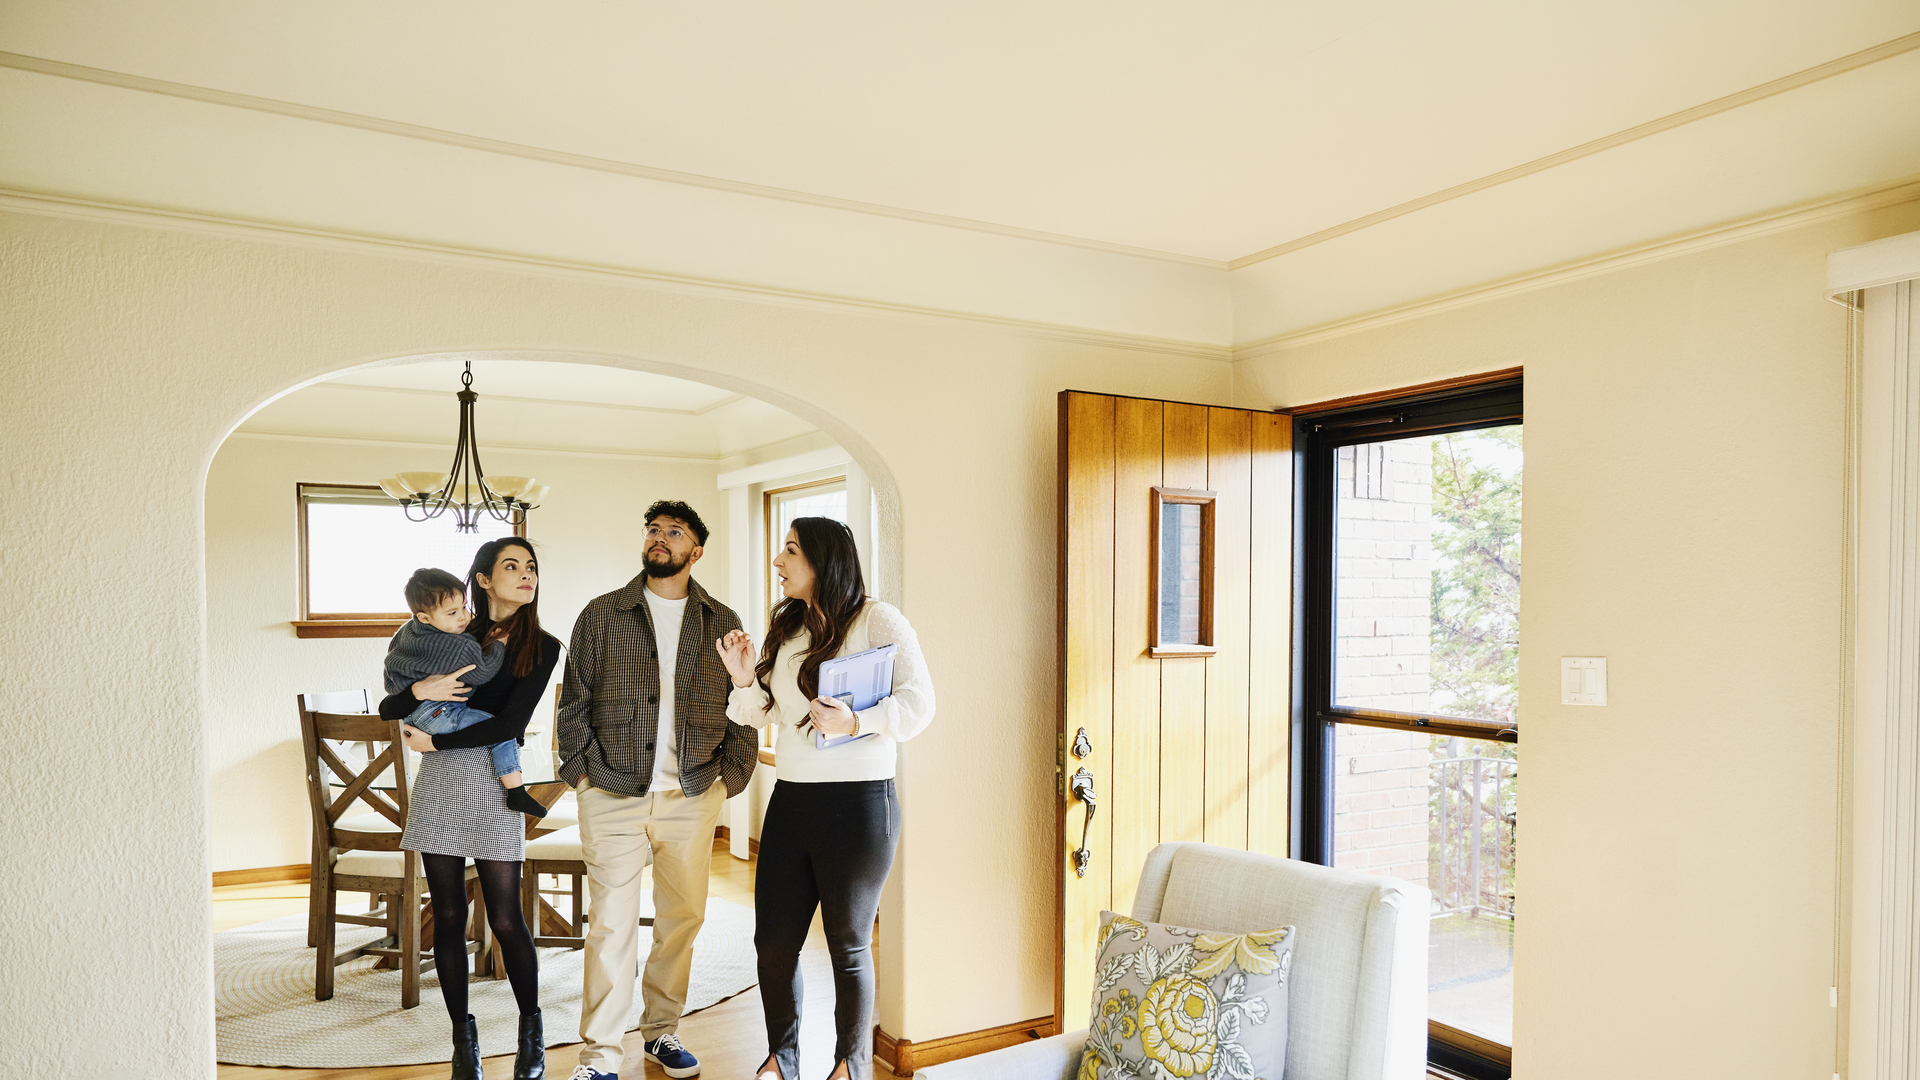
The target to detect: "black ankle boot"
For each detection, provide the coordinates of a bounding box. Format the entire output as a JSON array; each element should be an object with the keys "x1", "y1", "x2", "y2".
[
  {"x1": 450, "y1": 1014, "x2": 481, "y2": 1080},
  {"x1": 513, "y1": 1008, "x2": 546, "y2": 1080}
]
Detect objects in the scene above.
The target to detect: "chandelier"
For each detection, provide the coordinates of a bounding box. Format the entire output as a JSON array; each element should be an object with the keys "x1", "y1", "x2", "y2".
[{"x1": 377, "y1": 362, "x2": 548, "y2": 533}]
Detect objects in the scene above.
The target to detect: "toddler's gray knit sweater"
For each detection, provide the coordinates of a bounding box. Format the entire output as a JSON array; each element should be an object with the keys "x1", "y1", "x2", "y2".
[{"x1": 383, "y1": 618, "x2": 506, "y2": 697}]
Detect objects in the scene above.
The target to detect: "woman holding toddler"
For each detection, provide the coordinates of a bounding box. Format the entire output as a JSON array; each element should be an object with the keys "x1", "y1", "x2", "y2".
[{"x1": 381, "y1": 536, "x2": 560, "y2": 1080}]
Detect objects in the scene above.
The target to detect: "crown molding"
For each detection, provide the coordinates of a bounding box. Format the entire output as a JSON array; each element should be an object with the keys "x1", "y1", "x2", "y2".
[
  {"x1": 13, "y1": 173, "x2": 1915, "y2": 369},
  {"x1": 1236, "y1": 175, "x2": 1920, "y2": 358},
  {"x1": 226, "y1": 429, "x2": 728, "y2": 465},
  {"x1": 322, "y1": 381, "x2": 740, "y2": 418},
  {"x1": 0, "y1": 188, "x2": 1235, "y2": 363},
  {"x1": 1227, "y1": 30, "x2": 1920, "y2": 271},
  {"x1": 0, "y1": 50, "x2": 1224, "y2": 271}
]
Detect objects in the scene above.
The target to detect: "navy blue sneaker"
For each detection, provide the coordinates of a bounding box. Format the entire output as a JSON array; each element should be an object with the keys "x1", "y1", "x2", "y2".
[
  {"x1": 566, "y1": 1067, "x2": 614, "y2": 1080},
  {"x1": 643, "y1": 1033, "x2": 700, "y2": 1078}
]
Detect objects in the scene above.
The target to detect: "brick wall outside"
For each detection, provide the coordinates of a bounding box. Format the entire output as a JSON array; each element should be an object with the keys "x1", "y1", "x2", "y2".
[{"x1": 1331, "y1": 438, "x2": 1433, "y2": 884}]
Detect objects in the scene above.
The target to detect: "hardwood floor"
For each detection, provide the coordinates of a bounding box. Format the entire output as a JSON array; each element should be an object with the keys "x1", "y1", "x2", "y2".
[
  {"x1": 216, "y1": 846, "x2": 1460, "y2": 1079},
  {"x1": 215, "y1": 842, "x2": 896, "y2": 1079}
]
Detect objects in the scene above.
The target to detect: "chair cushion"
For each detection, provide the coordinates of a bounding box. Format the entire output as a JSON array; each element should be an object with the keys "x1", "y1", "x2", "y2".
[
  {"x1": 334, "y1": 812, "x2": 402, "y2": 835},
  {"x1": 525, "y1": 824, "x2": 583, "y2": 862},
  {"x1": 331, "y1": 850, "x2": 474, "y2": 879},
  {"x1": 1077, "y1": 910, "x2": 1292, "y2": 1080},
  {"x1": 333, "y1": 849, "x2": 408, "y2": 878}
]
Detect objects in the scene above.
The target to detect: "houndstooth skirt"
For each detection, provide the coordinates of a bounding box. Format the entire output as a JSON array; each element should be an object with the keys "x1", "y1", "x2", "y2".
[{"x1": 400, "y1": 746, "x2": 525, "y2": 862}]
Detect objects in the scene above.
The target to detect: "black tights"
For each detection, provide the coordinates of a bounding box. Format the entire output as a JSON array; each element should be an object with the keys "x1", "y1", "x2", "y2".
[{"x1": 420, "y1": 853, "x2": 541, "y2": 1020}]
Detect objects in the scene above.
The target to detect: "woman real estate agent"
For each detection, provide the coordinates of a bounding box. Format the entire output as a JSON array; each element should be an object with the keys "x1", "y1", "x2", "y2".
[
  {"x1": 390, "y1": 537, "x2": 562, "y2": 1080},
  {"x1": 717, "y1": 517, "x2": 936, "y2": 1080}
]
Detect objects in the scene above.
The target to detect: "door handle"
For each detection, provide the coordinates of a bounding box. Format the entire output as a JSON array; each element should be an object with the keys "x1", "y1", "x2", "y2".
[{"x1": 1069, "y1": 767, "x2": 1097, "y2": 878}]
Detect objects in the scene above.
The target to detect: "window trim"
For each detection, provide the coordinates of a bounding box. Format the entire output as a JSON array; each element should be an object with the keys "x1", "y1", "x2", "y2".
[{"x1": 292, "y1": 481, "x2": 526, "y2": 639}]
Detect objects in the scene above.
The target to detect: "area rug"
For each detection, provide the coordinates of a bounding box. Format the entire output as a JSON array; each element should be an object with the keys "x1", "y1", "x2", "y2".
[{"x1": 215, "y1": 894, "x2": 757, "y2": 1067}]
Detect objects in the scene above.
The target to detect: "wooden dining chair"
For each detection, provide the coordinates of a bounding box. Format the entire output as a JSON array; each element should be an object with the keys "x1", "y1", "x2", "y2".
[
  {"x1": 522, "y1": 824, "x2": 593, "y2": 950},
  {"x1": 298, "y1": 692, "x2": 485, "y2": 1009},
  {"x1": 516, "y1": 785, "x2": 655, "y2": 960}
]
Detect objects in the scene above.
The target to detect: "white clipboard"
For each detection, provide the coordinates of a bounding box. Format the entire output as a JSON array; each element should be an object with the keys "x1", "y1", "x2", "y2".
[{"x1": 813, "y1": 643, "x2": 896, "y2": 748}]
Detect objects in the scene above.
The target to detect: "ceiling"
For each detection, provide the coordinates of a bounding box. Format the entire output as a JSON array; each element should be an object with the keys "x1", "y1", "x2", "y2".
[
  {"x1": 238, "y1": 358, "x2": 821, "y2": 460},
  {"x1": 4, "y1": 1, "x2": 1918, "y2": 342}
]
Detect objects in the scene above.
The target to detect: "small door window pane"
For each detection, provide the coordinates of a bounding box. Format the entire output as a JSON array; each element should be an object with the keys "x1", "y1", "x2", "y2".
[{"x1": 1158, "y1": 501, "x2": 1204, "y2": 644}]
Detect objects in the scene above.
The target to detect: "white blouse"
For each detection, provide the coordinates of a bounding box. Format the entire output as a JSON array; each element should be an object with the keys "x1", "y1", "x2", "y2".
[{"x1": 726, "y1": 599, "x2": 936, "y2": 783}]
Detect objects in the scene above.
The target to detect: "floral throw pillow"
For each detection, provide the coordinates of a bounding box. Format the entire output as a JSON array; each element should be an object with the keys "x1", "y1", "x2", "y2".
[{"x1": 1076, "y1": 911, "x2": 1293, "y2": 1080}]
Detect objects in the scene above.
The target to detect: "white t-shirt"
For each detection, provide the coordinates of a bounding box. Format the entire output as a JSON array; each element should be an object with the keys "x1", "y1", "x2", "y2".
[{"x1": 643, "y1": 586, "x2": 689, "y2": 791}]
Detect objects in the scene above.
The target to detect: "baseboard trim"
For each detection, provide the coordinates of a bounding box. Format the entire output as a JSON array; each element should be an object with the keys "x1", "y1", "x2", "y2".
[
  {"x1": 874, "y1": 1016, "x2": 1059, "y2": 1076},
  {"x1": 212, "y1": 863, "x2": 311, "y2": 887},
  {"x1": 713, "y1": 824, "x2": 761, "y2": 856}
]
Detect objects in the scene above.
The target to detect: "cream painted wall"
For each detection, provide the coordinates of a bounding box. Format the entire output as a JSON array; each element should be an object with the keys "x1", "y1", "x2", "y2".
[
  {"x1": 204, "y1": 433, "x2": 730, "y2": 873},
  {"x1": 0, "y1": 206, "x2": 1230, "y2": 1075},
  {"x1": 1234, "y1": 198, "x2": 1920, "y2": 1080}
]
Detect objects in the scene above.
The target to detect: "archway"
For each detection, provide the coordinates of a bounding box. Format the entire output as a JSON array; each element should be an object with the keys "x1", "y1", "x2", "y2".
[{"x1": 202, "y1": 349, "x2": 903, "y2": 1065}]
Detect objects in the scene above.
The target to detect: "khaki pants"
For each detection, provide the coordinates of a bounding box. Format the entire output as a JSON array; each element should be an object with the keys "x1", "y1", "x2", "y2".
[{"x1": 575, "y1": 781, "x2": 728, "y2": 1073}]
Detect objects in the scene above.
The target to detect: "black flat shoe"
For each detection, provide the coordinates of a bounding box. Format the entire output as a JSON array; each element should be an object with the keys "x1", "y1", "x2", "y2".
[
  {"x1": 450, "y1": 1014, "x2": 481, "y2": 1080},
  {"x1": 514, "y1": 1008, "x2": 546, "y2": 1080}
]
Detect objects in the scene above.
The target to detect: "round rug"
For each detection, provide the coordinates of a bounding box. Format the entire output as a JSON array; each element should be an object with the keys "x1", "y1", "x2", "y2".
[{"x1": 215, "y1": 894, "x2": 757, "y2": 1067}]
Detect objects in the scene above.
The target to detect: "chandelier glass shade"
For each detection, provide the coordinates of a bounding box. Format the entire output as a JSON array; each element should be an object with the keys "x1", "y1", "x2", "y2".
[{"x1": 377, "y1": 362, "x2": 547, "y2": 533}]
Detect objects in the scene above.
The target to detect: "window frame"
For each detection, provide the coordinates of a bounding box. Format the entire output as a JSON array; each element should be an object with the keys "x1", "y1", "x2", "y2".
[
  {"x1": 293, "y1": 482, "x2": 526, "y2": 639},
  {"x1": 762, "y1": 474, "x2": 848, "y2": 620},
  {"x1": 1290, "y1": 372, "x2": 1523, "y2": 1078}
]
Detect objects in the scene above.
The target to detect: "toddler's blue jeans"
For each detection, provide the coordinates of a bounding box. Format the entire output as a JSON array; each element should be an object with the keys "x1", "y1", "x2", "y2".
[{"x1": 405, "y1": 699, "x2": 519, "y2": 779}]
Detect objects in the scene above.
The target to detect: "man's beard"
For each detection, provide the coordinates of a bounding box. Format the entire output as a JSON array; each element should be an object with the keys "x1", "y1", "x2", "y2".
[{"x1": 642, "y1": 548, "x2": 689, "y2": 578}]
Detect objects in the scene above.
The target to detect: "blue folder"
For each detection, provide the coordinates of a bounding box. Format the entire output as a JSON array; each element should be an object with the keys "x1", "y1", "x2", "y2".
[{"x1": 813, "y1": 642, "x2": 897, "y2": 748}]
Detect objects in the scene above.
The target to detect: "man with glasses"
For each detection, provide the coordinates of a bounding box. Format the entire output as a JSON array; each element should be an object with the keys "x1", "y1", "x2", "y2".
[{"x1": 558, "y1": 500, "x2": 758, "y2": 1080}]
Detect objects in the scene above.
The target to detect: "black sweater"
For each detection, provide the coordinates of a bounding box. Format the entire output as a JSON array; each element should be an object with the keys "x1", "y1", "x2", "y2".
[{"x1": 381, "y1": 617, "x2": 562, "y2": 749}]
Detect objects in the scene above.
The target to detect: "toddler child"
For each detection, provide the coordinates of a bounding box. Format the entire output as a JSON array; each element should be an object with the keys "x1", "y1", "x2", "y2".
[{"x1": 386, "y1": 567, "x2": 548, "y2": 818}]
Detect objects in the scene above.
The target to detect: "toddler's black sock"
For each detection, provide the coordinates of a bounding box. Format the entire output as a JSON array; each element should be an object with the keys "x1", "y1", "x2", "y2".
[{"x1": 505, "y1": 785, "x2": 549, "y2": 818}]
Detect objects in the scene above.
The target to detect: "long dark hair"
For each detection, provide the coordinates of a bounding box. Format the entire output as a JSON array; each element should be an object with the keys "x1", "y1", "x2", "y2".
[
  {"x1": 757, "y1": 516, "x2": 866, "y2": 725},
  {"x1": 467, "y1": 536, "x2": 544, "y2": 678}
]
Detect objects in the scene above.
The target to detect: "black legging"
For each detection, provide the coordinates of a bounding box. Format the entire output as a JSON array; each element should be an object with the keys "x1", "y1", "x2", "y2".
[
  {"x1": 755, "y1": 779, "x2": 899, "y2": 1080},
  {"x1": 421, "y1": 853, "x2": 541, "y2": 1020}
]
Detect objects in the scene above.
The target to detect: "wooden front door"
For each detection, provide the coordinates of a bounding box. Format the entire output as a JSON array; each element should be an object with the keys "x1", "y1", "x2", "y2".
[{"x1": 1054, "y1": 391, "x2": 1294, "y2": 1029}]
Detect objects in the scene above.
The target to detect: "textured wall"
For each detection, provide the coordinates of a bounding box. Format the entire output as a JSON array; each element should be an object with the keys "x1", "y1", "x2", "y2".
[
  {"x1": 205, "y1": 434, "x2": 730, "y2": 873},
  {"x1": 1236, "y1": 199, "x2": 1920, "y2": 1080},
  {"x1": 0, "y1": 207, "x2": 1230, "y2": 1075}
]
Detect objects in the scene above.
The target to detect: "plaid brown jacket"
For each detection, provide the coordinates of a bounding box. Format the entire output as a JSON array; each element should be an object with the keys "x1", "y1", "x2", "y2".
[{"x1": 556, "y1": 574, "x2": 757, "y2": 798}]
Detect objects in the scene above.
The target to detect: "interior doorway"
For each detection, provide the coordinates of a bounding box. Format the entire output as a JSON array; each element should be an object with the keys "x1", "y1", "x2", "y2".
[{"x1": 200, "y1": 352, "x2": 901, "y2": 1067}]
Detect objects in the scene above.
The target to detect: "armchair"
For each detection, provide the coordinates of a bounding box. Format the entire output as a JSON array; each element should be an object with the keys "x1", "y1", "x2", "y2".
[{"x1": 918, "y1": 842, "x2": 1429, "y2": 1080}]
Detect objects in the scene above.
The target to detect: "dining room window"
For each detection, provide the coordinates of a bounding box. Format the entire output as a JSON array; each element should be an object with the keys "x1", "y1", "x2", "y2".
[{"x1": 294, "y1": 483, "x2": 525, "y2": 637}]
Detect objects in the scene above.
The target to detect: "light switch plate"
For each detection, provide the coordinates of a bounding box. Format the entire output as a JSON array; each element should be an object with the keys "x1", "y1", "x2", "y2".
[{"x1": 1562, "y1": 657, "x2": 1607, "y2": 705}]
